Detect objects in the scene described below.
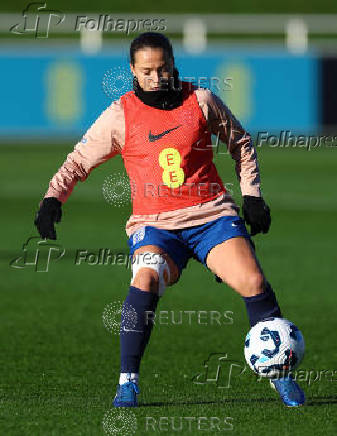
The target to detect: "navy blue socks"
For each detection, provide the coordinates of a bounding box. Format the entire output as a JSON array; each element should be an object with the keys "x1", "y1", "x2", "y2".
[
  {"x1": 120, "y1": 286, "x2": 159, "y2": 373},
  {"x1": 120, "y1": 283, "x2": 281, "y2": 375},
  {"x1": 243, "y1": 282, "x2": 282, "y2": 327}
]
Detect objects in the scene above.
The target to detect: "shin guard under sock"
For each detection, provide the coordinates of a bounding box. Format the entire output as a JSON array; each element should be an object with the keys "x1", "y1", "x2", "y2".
[
  {"x1": 120, "y1": 286, "x2": 159, "y2": 373},
  {"x1": 243, "y1": 282, "x2": 282, "y2": 327}
]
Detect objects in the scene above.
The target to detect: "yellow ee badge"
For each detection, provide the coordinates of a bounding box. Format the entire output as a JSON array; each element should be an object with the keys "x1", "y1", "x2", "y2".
[{"x1": 158, "y1": 148, "x2": 185, "y2": 188}]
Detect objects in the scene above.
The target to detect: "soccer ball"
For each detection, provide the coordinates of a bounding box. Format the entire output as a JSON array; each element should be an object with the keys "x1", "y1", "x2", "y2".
[{"x1": 244, "y1": 317, "x2": 305, "y2": 379}]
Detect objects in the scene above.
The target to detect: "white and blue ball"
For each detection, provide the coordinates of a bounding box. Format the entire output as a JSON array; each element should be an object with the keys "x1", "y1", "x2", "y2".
[{"x1": 244, "y1": 317, "x2": 305, "y2": 378}]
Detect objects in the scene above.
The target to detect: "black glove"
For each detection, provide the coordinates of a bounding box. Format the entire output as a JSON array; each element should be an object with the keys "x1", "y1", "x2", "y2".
[
  {"x1": 242, "y1": 195, "x2": 271, "y2": 236},
  {"x1": 34, "y1": 197, "x2": 62, "y2": 240}
]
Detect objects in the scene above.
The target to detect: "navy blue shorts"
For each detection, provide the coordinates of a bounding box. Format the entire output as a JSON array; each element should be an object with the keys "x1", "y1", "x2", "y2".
[{"x1": 128, "y1": 215, "x2": 251, "y2": 275}]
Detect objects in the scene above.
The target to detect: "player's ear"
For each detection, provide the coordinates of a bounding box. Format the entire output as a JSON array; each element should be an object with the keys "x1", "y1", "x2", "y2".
[
  {"x1": 165, "y1": 54, "x2": 174, "y2": 73},
  {"x1": 130, "y1": 63, "x2": 136, "y2": 77}
]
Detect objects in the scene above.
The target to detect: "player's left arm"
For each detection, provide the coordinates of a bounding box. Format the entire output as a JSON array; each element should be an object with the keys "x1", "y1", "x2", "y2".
[{"x1": 202, "y1": 89, "x2": 271, "y2": 235}]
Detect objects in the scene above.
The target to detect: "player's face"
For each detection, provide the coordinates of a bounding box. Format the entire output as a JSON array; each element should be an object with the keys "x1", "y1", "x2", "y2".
[{"x1": 131, "y1": 47, "x2": 174, "y2": 91}]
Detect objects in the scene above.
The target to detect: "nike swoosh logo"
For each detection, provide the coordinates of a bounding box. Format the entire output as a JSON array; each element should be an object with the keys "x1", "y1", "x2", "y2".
[
  {"x1": 148, "y1": 125, "x2": 181, "y2": 142},
  {"x1": 121, "y1": 326, "x2": 143, "y2": 333}
]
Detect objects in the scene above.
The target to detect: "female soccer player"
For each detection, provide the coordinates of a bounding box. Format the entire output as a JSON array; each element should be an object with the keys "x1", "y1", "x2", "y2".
[{"x1": 34, "y1": 32, "x2": 305, "y2": 407}]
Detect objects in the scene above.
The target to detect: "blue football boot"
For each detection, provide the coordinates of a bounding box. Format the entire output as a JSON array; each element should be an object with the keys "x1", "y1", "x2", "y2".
[
  {"x1": 270, "y1": 375, "x2": 305, "y2": 407},
  {"x1": 113, "y1": 382, "x2": 139, "y2": 407}
]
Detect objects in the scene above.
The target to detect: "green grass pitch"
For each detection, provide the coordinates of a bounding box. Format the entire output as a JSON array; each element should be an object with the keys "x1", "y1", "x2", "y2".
[{"x1": 1, "y1": 143, "x2": 336, "y2": 435}]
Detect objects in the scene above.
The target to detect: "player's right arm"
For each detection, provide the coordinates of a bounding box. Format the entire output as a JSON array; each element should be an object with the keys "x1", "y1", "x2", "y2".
[{"x1": 34, "y1": 100, "x2": 125, "y2": 239}]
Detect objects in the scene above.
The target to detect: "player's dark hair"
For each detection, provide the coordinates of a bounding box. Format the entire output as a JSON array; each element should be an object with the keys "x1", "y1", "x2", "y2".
[{"x1": 130, "y1": 32, "x2": 174, "y2": 65}]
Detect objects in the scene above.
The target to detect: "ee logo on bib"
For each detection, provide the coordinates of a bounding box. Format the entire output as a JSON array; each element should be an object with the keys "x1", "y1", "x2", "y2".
[{"x1": 158, "y1": 148, "x2": 184, "y2": 188}]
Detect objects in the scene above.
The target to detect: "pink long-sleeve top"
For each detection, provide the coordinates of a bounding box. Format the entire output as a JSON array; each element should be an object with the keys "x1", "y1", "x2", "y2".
[{"x1": 44, "y1": 88, "x2": 261, "y2": 237}]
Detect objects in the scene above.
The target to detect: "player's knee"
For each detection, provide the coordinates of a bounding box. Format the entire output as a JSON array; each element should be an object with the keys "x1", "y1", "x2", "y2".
[
  {"x1": 239, "y1": 272, "x2": 265, "y2": 297},
  {"x1": 131, "y1": 268, "x2": 159, "y2": 293},
  {"x1": 130, "y1": 252, "x2": 171, "y2": 296}
]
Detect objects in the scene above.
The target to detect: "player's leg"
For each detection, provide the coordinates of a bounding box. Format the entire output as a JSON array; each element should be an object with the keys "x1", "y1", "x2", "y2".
[
  {"x1": 114, "y1": 226, "x2": 189, "y2": 407},
  {"x1": 120, "y1": 245, "x2": 179, "y2": 377},
  {"x1": 115, "y1": 245, "x2": 180, "y2": 407},
  {"x1": 206, "y1": 236, "x2": 281, "y2": 327},
  {"x1": 207, "y1": 235, "x2": 263, "y2": 297},
  {"x1": 200, "y1": 219, "x2": 304, "y2": 407},
  {"x1": 131, "y1": 244, "x2": 180, "y2": 292},
  {"x1": 179, "y1": 215, "x2": 280, "y2": 326}
]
